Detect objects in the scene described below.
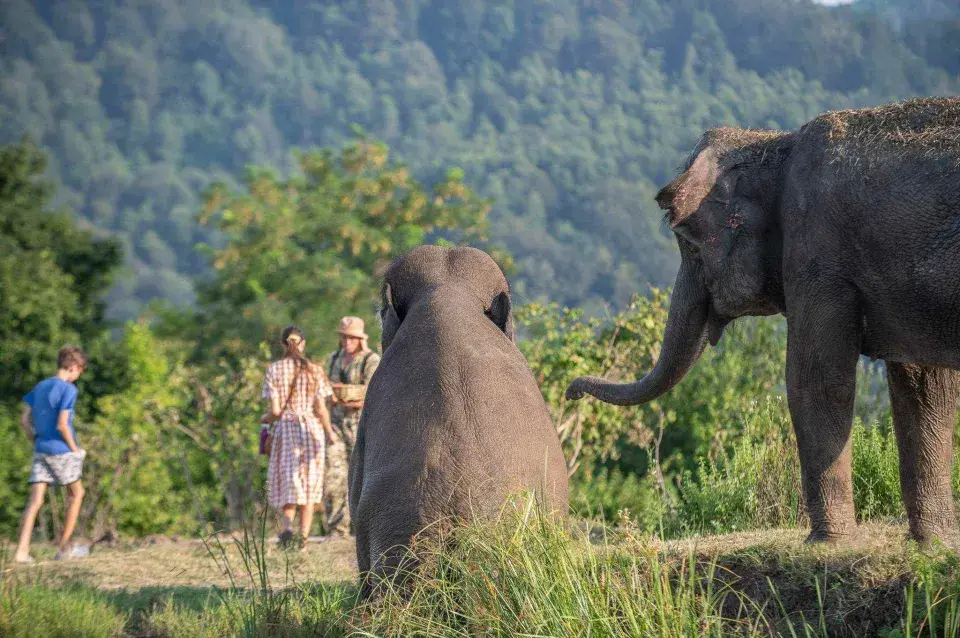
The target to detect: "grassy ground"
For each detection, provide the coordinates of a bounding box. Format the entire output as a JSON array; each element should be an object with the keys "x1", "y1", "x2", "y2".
[
  {"x1": 3, "y1": 520, "x2": 959, "y2": 637},
  {"x1": 665, "y1": 523, "x2": 927, "y2": 635}
]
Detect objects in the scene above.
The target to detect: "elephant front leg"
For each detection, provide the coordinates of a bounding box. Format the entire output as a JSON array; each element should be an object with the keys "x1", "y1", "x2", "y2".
[
  {"x1": 786, "y1": 300, "x2": 861, "y2": 542},
  {"x1": 887, "y1": 362, "x2": 959, "y2": 545}
]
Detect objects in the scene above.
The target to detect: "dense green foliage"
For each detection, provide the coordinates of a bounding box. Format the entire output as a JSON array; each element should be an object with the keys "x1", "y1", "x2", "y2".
[
  {"x1": 0, "y1": 140, "x2": 123, "y2": 408},
  {"x1": 518, "y1": 293, "x2": 786, "y2": 478},
  {"x1": 2, "y1": 0, "x2": 957, "y2": 317}
]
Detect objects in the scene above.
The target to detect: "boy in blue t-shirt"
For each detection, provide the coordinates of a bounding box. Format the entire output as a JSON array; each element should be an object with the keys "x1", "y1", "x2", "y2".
[{"x1": 14, "y1": 346, "x2": 89, "y2": 564}]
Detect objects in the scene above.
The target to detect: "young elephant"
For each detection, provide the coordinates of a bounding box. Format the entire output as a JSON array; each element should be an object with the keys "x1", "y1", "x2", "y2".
[
  {"x1": 567, "y1": 97, "x2": 960, "y2": 545},
  {"x1": 349, "y1": 245, "x2": 568, "y2": 595}
]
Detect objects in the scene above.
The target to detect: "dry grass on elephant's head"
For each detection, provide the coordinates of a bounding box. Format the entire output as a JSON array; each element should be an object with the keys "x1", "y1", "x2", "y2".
[{"x1": 816, "y1": 97, "x2": 960, "y2": 160}]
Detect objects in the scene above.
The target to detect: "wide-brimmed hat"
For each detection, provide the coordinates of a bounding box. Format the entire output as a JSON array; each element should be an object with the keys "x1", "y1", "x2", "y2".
[{"x1": 338, "y1": 316, "x2": 368, "y2": 340}]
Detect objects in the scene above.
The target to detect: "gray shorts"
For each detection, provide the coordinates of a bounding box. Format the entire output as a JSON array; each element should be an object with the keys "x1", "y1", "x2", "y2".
[{"x1": 29, "y1": 450, "x2": 85, "y2": 485}]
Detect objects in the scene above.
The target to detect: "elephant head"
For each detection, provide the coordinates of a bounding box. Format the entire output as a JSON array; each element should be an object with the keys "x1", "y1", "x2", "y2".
[
  {"x1": 566, "y1": 128, "x2": 792, "y2": 405},
  {"x1": 379, "y1": 245, "x2": 514, "y2": 351}
]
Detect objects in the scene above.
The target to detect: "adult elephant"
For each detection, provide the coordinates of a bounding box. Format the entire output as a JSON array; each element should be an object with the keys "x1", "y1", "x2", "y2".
[
  {"x1": 350, "y1": 245, "x2": 569, "y2": 596},
  {"x1": 567, "y1": 97, "x2": 960, "y2": 544}
]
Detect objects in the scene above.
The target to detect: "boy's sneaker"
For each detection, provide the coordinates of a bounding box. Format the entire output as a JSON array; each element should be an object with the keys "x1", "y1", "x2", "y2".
[
  {"x1": 54, "y1": 543, "x2": 90, "y2": 560},
  {"x1": 278, "y1": 529, "x2": 294, "y2": 550}
]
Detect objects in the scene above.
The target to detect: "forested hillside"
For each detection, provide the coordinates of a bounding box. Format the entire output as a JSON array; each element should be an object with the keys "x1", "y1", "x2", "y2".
[{"x1": 1, "y1": 0, "x2": 957, "y2": 317}]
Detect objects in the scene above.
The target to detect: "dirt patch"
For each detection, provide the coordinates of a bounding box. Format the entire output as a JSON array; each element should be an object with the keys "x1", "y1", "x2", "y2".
[{"x1": 10, "y1": 535, "x2": 358, "y2": 590}]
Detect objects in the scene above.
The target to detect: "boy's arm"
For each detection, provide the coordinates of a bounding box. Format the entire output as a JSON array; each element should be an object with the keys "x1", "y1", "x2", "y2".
[
  {"x1": 19, "y1": 405, "x2": 33, "y2": 443},
  {"x1": 56, "y1": 410, "x2": 81, "y2": 453}
]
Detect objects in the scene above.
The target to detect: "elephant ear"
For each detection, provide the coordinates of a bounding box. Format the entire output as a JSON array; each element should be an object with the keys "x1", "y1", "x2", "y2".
[
  {"x1": 487, "y1": 290, "x2": 515, "y2": 342},
  {"x1": 656, "y1": 147, "x2": 722, "y2": 227},
  {"x1": 380, "y1": 284, "x2": 402, "y2": 351}
]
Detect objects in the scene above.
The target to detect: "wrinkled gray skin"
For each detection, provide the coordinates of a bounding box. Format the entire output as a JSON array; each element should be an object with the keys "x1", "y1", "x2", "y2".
[
  {"x1": 567, "y1": 98, "x2": 960, "y2": 544},
  {"x1": 350, "y1": 246, "x2": 569, "y2": 597}
]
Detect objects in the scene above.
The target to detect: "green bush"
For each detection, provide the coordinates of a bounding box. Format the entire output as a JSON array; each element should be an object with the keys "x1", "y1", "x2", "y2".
[
  {"x1": 670, "y1": 412, "x2": 960, "y2": 537},
  {"x1": 570, "y1": 465, "x2": 665, "y2": 530},
  {"x1": 518, "y1": 296, "x2": 786, "y2": 477},
  {"x1": 672, "y1": 398, "x2": 804, "y2": 536}
]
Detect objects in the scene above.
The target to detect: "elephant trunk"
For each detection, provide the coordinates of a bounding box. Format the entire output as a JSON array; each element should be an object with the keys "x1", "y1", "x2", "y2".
[{"x1": 565, "y1": 257, "x2": 711, "y2": 406}]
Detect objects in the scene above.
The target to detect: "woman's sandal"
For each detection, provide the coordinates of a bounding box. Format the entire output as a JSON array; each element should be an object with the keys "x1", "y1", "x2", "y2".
[{"x1": 278, "y1": 529, "x2": 294, "y2": 550}]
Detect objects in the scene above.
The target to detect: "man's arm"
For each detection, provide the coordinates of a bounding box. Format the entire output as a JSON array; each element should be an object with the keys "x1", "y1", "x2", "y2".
[
  {"x1": 345, "y1": 353, "x2": 380, "y2": 410},
  {"x1": 56, "y1": 410, "x2": 81, "y2": 453},
  {"x1": 19, "y1": 406, "x2": 33, "y2": 443},
  {"x1": 362, "y1": 353, "x2": 380, "y2": 385},
  {"x1": 326, "y1": 353, "x2": 340, "y2": 407}
]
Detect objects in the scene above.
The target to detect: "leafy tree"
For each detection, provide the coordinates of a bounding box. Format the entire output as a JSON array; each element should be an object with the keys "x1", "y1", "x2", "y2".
[
  {"x1": 190, "y1": 138, "x2": 503, "y2": 359},
  {"x1": 0, "y1": 140, "x2": 124, "y2": 407}
]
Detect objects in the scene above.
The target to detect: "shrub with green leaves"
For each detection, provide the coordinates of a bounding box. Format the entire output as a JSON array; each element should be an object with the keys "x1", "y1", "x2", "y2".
[
  {"x1": 570, "y1": 464, "x2": 665, "y2": 530},
  {"x1": 670, "y1": 396, "x2": 803, "y2": 536},
  {"x1": 517, "y1": 293, "x2": 786, "y2": 477}
]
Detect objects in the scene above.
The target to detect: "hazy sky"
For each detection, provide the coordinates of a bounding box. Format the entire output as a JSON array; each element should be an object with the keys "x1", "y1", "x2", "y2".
[{"x1": 813, "y1": 0, "x2": 857, "y2": 5}]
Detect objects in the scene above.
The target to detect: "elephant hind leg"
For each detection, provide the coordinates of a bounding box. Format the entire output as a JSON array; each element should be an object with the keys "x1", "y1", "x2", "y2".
[
  {"x1": 887, "y1": 362, "x2": 960, "y2": 544},
  {"x1": 355, "y1": 504, "x2": 420, "y2": 601},
  {"x1": 355, "y1": 518, "x2": 372, "y2": 599}
]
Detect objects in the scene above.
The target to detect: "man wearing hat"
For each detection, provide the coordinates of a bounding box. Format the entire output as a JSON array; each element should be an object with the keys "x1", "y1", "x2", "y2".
[{"x1": 323, "y1": 316, "x2": 380, "y2": 536}]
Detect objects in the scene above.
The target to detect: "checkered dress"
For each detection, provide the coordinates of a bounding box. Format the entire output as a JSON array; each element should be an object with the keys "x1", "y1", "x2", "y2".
[{"x1": 262, "y1": 358, "x2": 334, "y2": 507}]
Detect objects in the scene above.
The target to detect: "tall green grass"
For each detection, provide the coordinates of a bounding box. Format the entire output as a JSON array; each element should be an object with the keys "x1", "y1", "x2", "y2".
[
  {"x1": 0, "y1": 548, "x2": 127, "y2": 637},
  {"x1": 199, "y1": 507, "x2": 355, "y2": 637},
  {"x1": 665, "y1": 418, "x2": 960, "y2": 538},
  {"x1": 357, "y1": 503, "x2": 765, "y2": 637}
]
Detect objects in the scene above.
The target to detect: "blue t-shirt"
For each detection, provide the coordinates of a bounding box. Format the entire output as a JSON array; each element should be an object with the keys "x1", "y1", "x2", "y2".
[{"x1": 24, "y1": 377, "x2": 79, "y2": 455}]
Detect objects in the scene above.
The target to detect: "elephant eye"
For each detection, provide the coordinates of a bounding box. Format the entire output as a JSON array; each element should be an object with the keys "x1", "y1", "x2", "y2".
[
  {"x1": 673, "y1": 223, "x2": 695, "y2": 243},
  {"x1": 674, "y1": 229, "x2": 701, "y2": 255}
]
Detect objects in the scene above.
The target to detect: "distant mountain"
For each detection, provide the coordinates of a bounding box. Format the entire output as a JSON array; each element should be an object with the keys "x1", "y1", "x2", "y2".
[
  {"x1": 849, "y1": 0, "x2": 960, "y2": 75},
  {"x1": 854, "y1": 0, "x2": 960, "y2": 26},
  {"x1": 1, "y1": 0, "x2": 957, "y2": 318}
]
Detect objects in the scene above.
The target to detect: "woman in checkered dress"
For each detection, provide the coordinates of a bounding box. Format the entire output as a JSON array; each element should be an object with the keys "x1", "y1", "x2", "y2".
[{"x1": 261, "y1": 326, "x2": 336, "y2": 545}]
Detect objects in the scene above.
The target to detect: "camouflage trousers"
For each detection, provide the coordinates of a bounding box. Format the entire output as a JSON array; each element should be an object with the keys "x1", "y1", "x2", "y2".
[{"x1": 323, "y1": 415, "x2": 358, "y2": 535}]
